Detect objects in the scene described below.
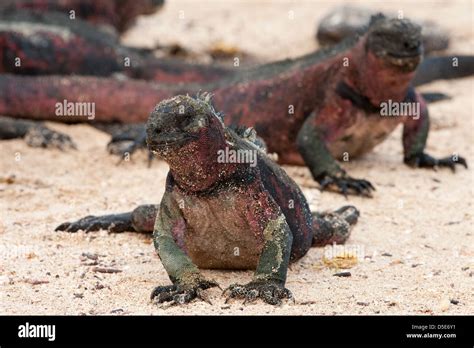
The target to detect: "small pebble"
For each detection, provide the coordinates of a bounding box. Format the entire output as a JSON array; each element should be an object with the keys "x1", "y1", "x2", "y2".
[{"x1": 333, "y1": 272, "x2": 351, "y2": 277}]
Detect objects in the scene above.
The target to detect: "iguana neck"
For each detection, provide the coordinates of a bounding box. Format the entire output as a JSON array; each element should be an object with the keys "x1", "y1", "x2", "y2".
[
  {"x1": 169, "y1": 159, "x2": 238, "y2": 193},
  {"x1": 345, "y1": 38, "x2": 416, "y2": 105},
  {"x1": 165, "y1": 130, "x2": 239, "y2": 193}
]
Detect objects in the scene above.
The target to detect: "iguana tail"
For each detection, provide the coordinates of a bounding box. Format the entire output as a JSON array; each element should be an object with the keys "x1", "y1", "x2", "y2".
[
  {"x1": 311, "y1": 205, "x2": 359, "y2": 246},
  {"x1": 0, "y1": 74, "x2": 179, "y2": 123},
  {"x1": 413, "y1": 55, "x2": 474, "y2": 86}
]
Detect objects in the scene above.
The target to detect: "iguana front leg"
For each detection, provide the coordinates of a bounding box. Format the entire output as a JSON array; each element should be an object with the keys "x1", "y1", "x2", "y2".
[
  {"x1": 224, "y1": 214, "x2": 294, "y2": 305},
  {"x1": 104, "y1": 123, "x2": 152, "y2": 164},
  {"x1": 55, "y1": 204, "x2": 158, "y2": 233},
  {"x1": 151, "y1": 193, "x2": 218, "y2": 305},
  {"x1": 296, "y1": 115, "x2": 375, "y2": 197},
  {"x1": 403, "y1": 92, "x2": 467, "y2": 171},
  {"x1": 0, "y1": 116, "x2": 76, "y2": 150}
]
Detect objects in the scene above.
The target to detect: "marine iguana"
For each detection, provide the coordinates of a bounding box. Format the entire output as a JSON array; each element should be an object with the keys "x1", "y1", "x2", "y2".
[
  {"x1": 0, "y1": 8, "x2": 230, "y2": 82},
  {"x1": 0, "y1": 16, "x2": 468, "y2": 196},
  {"x1": 56, "y1": 94, "x2": 360, "y2": 305},
  {"x1": 0, "y1": 0, "x2": 164, "y2": 33},
  {"x1": 1, "y1": 7, "x2": 471, "y2": 87},
  {"x1": 316, "y1": 5, "x2": 450, "y2": 55},
  {"x1": 316, "y1": 7, "x2": 474, "y2": 87}
]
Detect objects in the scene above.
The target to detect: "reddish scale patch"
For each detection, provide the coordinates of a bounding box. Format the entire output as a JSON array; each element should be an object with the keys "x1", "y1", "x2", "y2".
[
  {"x1": 348, "y1": 41, "x2": 417, "y2": 104},
  {"x1": 243, "y1": 188, "x2": 280, "y2": 242},
  {"x1": 149, "y1": 70, "x2": 214, "y2": 84},
  {"x1": 146, "y1": 64, "x2": 234, "y2": 84},
  {"x1": 169, "y1": 173, "x2": 279, "y2": 269},
  {"x1": 9, "y1": 0, "x2": 157, "y2": 32},
  {"x1": 0, "y1": 21, "x2": 231, "y2": 83},
  {"x1": 313, "y1": 99, "x2": 348, "y2": 141},
  {"x1": 162, "y1": 125, "x2": 235, "y2": 193},
  {"x1": 0, "y1": 30, "x2": 419, "y2": 164},
  {"x1": 171, "y1": 218, "x2": 187, "y2": 253},
  {"x1": 0, "y1": 75, "x2": 181, "y2": 122},
  {"x1": 1, "y1": 29, "x2": 122, "y2": 76},
  {"x1": 131, "y1": 204, "x2": 159, "y2": 232}
]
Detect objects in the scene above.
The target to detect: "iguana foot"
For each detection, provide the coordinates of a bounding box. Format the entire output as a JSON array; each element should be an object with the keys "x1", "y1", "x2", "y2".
[
  {"x1": 107, "y1": 125, "x2": 152, "y2": 164},
  {"x1": 55, "y1": 212, "x2": 133, "y2": 233},
  {"x1": 25, "y1": 126, "x2": 77, "y2": 150},
  {"x1": 151, "y1": 279, "x2": 219, "y2": 305},
  {"x1": 312, "y1": 205, "x2": 360, "y2": 246},
  {"x1": 405, "y1": 152, "x2": 468, "y2": 172},
  {"x1": 223, "y1": 280, "x2": 293, "y2": 306},
  {"x1": 317, "y1": 173, "x2": 375, "y2": 197}
]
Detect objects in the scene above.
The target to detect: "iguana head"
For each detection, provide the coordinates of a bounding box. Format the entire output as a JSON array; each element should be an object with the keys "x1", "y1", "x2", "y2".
[
  {"x1": 366, "y1": 14, "x2": 422, "y2": 72},
  {"x1": 146, "y1": 93, "x2": 234, "y2": 191},
  {"x1": 348, "y1": 15, "x2": 422, "y2": 104}
]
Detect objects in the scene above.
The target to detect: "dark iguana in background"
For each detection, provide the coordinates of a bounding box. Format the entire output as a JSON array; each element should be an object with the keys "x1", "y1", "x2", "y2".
[
  {"x1": 315, "y1": 6, "x2": 474, "y2": 88},
  {"x1": 316, "y1": 5, "x2": 450, "y2": 55},
  {"x1": 0, "y1": 8, "x2": 229, "y2": 82},
  {"x1": 57, "y1": 94, "x2": 360, "y2": 305},
  {"x1": 0, "y1": 0, "x2": 164, "y2": 33},
  {"x1": 1, "y1": 4, "x2": 470, "y2": 86},
  {"x1": 0, "y1": 16, "x2": 468, "y2": 196}
]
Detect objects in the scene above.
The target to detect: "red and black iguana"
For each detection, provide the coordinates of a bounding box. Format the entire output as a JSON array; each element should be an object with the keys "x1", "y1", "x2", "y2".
[
  {"x1": 0, "y1": 0, "x2": 164, "y2": 33},
  {"x1": 0, "y1": 15, "x2": 468, "y2": 196},
  {"x1": 57, "y1": 93, "x2": 360, "y2": 305}
]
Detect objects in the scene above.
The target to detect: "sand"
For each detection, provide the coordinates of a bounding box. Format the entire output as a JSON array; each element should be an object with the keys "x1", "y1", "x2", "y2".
[{"x1": 1, "y1": 0, "x2": 473, "y2": 315}]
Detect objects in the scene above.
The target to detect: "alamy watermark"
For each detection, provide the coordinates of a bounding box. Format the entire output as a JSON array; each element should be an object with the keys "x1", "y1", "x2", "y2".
[
  {"x1": 323, "y1": 243, "x2": 366, "y2": 260},
  {"x1": 55, "y1": 99, "x2": 95, "y2": 120},
  {"x1": 380, "y1": 100, "x2": 420, "y2": 120},
  {"x1": 18, "y1": 322, "x2": 55, "y2": 341},
  {"x1": 217, "y1": 148, "x2": 257, "y2": 167}
]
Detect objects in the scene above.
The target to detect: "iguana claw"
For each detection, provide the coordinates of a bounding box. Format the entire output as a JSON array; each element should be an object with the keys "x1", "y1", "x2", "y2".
[
  {"x1": 405, "y1": 152, "x2": 468, "y2": 172},
  {"x1": 317, "y1": 173, "x2": 375, "y2": 197},
  {"x1": 223, "y1": 280, "x2": 293, "y2": 306},
  {"x1": 151, "y1": 279, "x2": 219, "y2": 305}
]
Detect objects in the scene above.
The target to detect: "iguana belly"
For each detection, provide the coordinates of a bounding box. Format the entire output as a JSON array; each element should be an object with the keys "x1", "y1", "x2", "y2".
[
  {"x1": 172, "y1": 188, "x2": 267, "y2": 270},
  {"x1": 328, "y1": 111, "x2": 401, "y2": 159}
]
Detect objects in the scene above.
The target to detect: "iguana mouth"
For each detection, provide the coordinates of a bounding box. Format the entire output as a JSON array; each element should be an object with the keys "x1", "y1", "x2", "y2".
[
  {"x1": 387, "y1": 51, "x2": 421, "y2": 58},
  {"x1": 148, "y1": 135, "x2": 197, "y2": 149},
  {"x1": 384, "y1": 53, "x2": 421, "y2": 71}
]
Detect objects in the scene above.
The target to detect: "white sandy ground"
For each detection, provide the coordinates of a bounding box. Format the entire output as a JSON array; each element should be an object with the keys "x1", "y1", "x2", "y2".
[{"x1": 0, "y1": 0, "x2": 473, "y2": 315}]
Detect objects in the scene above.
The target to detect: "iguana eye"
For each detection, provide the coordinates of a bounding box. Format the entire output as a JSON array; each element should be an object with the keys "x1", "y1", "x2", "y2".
[{"x1": 183, "y1": 116, "x2": 208, "y2": 132}]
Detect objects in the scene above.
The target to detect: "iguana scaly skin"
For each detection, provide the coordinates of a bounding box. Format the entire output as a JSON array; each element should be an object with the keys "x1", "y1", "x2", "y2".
[
  {"x1": 56, "y1": 94, "x2": 360, "y2": 305},
  {"x1": 0, "y1": 9, "x2": 231, "y2": 82},
  {"x1": 0, "y1": 0, "x2": 164, "y2": 33},
  {"x1": 316, "y1": 8, "x2": 474, "y2": 87},
  {"x1": 0, "y1": 116, "x2": 76, "y2": 149},
  {"x1": 316, "y1": 5, "x2": 450, "y2": 55},
  {"x1": 1, "y1": 9, "x2": 470, "y2": 85},
  {"x1": 0, "y1": 16, "x2": 468, "y2": 196}
]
